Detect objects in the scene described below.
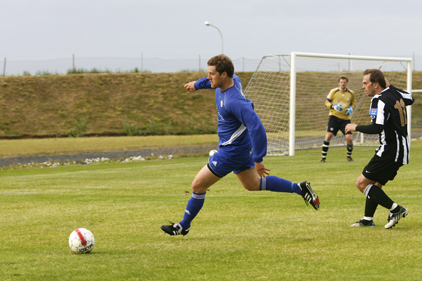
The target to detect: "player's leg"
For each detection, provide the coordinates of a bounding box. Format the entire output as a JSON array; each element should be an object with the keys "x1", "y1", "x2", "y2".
[
  {"x1": 356, "y1": 173, "x2": 407, "y2": 229},
  {"x1": 321, "y1": 131, "x2": 333, "y2": 162},
  {"x1": 235, "y1": 167, "x2": 299, "y2": 193},
  {"x1": 345, "y1": 131, "x2": 354, "y2": 162},
  {"x1": 321, "y1": 116, "x2": 337, "y2": 162},
  {"x1": 161, "y1": 164, "x2": 221, "y2": 236},
  {"x1": 236, "y1": 168, "x2": 319, "y2": 210},
  {"x1": 351, "y1": 174, "x2": 379, "y2": 227},
  {"x1": 340, "y1": 119, "x2": 354, "y2": 162}
]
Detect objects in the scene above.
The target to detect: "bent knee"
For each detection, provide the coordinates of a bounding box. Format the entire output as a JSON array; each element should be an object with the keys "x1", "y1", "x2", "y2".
[
  {"x1": 191, "y1": 180, "x2": 200, "y2": 191},
  {"x1": 241, "y1": 180, "x2": 260, "y2": 191},
  {"x1": 355, "y1": 176, "x2": 373, "y2": 193},
  {"x1": 191, "y1": 178, "x2": 209, "y2": 193},
  {"x1": 355, "y1": 179, "x2": 365, "y2": 192}
]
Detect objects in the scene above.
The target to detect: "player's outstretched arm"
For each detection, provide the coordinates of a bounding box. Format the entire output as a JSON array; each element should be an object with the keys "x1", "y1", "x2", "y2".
[
  {"x1": 184, "y1": 81, "x2": 197, "y2": 92},
  {"x1": 345, "y1": 123, "x2": 357, "y2": 133},
  {"x1": 254, "y1": 162, "x2": 270, "y2": 178}
]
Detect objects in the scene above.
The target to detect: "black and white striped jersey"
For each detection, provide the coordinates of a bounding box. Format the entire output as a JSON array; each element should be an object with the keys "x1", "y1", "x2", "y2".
[{"x1": 369, "y1": 85, "x2": 414, "y2": 164}]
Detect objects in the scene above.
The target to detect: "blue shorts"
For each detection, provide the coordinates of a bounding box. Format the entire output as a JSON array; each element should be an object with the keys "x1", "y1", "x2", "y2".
[{"x1": 207, "y1": 146, "x2": 254, "y2": 178}]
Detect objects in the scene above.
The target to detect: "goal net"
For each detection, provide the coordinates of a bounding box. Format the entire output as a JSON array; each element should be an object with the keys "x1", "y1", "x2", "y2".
[{"x1": 244, "y1": 52, "x2": 412, "y2": 156}]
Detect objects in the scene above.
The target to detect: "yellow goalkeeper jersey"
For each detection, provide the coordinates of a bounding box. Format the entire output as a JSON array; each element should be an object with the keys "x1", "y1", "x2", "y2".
[{"x1": 325, "y1": 87, "x2": 356, "y2": 120}]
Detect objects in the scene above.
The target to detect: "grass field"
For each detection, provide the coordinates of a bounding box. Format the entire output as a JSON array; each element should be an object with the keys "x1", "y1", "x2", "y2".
[
  {"x1": 1, "y1": 139, "x2": 422, "y2": 280},
  {"x1": 0, "y1": 134, "x2": 219, "y2": 158}
]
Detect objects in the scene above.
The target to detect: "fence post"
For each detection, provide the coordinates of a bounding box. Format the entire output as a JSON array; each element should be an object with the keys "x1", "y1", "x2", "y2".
[
  {"x1": 3, "y1": 57, "x2": 6, "y2": 76},
  {"x1": 72, "y1": 54, "x2": 75, "y2": 73}
]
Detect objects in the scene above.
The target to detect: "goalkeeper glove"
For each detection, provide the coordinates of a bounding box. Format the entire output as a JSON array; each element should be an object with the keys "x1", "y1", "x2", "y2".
[
  {"x1": 346, "y1": 106, "x2": 354, "y2": 116},
  {"x1": 332, "y1": 103, "x2": 343, "y2": 112}
]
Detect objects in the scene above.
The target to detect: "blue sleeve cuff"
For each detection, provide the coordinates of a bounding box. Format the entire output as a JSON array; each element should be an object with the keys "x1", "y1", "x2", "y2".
[
  {"x1": 254, "y1": 157, "x2": 263, "y2": 163},
  {"x1": 194, "y1": 77, "x2": 212, "y2": 89}
]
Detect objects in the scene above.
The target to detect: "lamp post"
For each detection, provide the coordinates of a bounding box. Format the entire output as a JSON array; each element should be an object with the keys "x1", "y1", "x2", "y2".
[{"x1": 204, "y1": 21, "x2": 224, "y2": 54}]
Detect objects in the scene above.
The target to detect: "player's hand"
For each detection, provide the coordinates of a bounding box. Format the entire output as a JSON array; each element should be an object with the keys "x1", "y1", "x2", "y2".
[
  {"x1": 255, "y1": 162, "x2": 270, "y2": 178},
  {"x1": 333, "y1": 103, "x2": 343, "y2": 112},
  {"x1": 345, "y1": 123, "x2": 357, "y2": 133},
  {"x1": 184, "y1": 81, "x2": 197, "y2": 92},
  {"x1": 346, "y1": 106, "x2": 353, "y2": 116}
]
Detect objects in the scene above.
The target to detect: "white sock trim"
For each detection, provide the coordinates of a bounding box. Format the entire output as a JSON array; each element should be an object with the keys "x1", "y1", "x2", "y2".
[
  {"x1": 390, "y1": 203, "x2": 398, "y2": 211},
  {"x1": 363, "y1": 184, "x2": 373, "y2": 196},
  {"x1": 260, "y1": 177, "x2": 267, "y2": 190}
]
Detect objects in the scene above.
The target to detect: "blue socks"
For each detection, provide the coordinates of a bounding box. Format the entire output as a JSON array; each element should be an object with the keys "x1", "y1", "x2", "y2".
[
  {"x1": 179, "y1": 177, "x2": 301, "y2": 230},
  {"x1": 260, "y1": 176, "x2": 301, "y2": 195},
  {"x1": 179, "y1": 192, "x2": 206, "y2": 230}
]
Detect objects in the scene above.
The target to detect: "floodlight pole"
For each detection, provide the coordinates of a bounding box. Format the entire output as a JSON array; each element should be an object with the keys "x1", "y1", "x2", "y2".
[{"x1": 204, "y1": 21, "x2": 224, "y2": 54}]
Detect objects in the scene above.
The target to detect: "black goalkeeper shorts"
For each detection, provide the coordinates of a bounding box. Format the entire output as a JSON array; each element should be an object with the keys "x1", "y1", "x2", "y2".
[{"x1": 326, "y1": 115, "x2": 351, "y2": 136}]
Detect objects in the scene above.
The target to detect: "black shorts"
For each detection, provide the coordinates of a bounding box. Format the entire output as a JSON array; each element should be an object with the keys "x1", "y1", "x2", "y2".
[
  {"x1": 326, "y1": 115, "x2": 351, "y2": 136},
  {"x1": 362, "y1": 155, "x2": 403, "y2": 185}
]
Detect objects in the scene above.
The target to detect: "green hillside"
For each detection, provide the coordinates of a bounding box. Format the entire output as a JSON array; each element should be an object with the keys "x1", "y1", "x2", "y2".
[{"x1": 0, "y1": 71, "x2": 421, "y2": 139}]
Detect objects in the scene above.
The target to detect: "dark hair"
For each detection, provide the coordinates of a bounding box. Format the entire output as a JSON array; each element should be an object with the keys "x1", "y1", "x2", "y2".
[
  {"x1": 363, "y1": 69, "x2": 386, "y2": 88},
  {"x1": 338, "y1": 76, "x2": 348, "y2": 82},
  {"x1": 207, "y1": 54, "x2": 234, "y2": 78}
]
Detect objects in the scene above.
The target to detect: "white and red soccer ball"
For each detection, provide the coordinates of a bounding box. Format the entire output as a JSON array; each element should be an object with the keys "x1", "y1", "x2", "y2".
[{"x1": 69, "y1": 228, "x2": 95, "y2": 254}]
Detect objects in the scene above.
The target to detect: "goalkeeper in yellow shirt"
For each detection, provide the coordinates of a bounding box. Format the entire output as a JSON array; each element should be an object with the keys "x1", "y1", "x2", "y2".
[{"x1": 321, "y1": 76, "x2": 356, "y2": 162}]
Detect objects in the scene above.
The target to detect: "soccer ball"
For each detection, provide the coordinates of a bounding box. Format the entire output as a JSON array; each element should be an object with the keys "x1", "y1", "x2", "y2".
[
  {"x1": 209, "y1": 149, "x2": 217, "y2": 156},
  {"x1": 69, "y1": 228, "x2": 95, "y2": 254}
]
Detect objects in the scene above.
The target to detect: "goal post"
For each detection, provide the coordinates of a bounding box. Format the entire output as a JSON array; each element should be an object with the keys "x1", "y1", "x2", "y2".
[{"x1": 244, "y1": 52, "x2": 412, "y2": 156}]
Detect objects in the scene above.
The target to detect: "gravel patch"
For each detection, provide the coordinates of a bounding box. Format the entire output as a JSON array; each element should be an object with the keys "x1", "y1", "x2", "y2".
[{"x1": 0, "y1": 144, "x2": 217, "y2": 167}]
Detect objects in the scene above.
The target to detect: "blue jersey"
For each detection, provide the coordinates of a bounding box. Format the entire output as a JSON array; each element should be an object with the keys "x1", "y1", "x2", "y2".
[{"x1": 194, "y1": 74, "x2": 267, "y2": 163}]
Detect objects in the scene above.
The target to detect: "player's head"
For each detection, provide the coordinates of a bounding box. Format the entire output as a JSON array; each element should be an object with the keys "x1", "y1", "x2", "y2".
[
  {"x1": 207, "y1": 54, "x2": 234, "y2": 78},
  {"x1": 338, "y1": 76, "x2": 348, "y2": 90},
  {"x1": 363, "y1": 69, "x2": 386, "y2": 89},
  {"x1": 338, "y1": 76, "x2": 348, "y2": 82},
  {"x1": 362, "y1": 69, "x2": 386, "y2": 96}
]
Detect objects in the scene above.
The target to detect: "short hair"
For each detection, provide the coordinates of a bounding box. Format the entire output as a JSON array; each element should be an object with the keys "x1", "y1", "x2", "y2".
[
  {"x1": 363, "y1": 69, "x2": 386, "y2": 88},
  {"x1": 338, "y1": 76, "x2": 348, "y2": 82},
  {"x1": 207, "y1": 54, "x2": 234, "y2": 78}
]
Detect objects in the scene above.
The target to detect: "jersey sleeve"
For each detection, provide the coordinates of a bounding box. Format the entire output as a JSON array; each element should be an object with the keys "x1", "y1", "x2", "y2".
[
  {"x1": 369, "y1": 96, "x2": 385, "y2": 125},
  {"x1": 390, "y1": 85, "x2": 414, "y2": 106},
  {"x1": 325, "y1": 89, "x2": 336, "y2": 109},
  {"x1": 356, "y1": 123, "x2": 383, "y2": 134},
  {"x1": 226, "y1": 98, "x2": 267, "y2": 163},
  {"x1": 194, "y1": 77, "x2": 212, "y2": 90}
]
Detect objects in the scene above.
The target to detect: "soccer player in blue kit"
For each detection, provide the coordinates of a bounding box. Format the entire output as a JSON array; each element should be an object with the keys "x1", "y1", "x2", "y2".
[{"x1": 161, "y1": 55, "x2": 320, "y2": 236}]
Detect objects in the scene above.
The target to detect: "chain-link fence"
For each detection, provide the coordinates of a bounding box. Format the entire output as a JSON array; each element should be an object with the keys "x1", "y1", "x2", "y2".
[
  {"x1": 3, "y1": 54, "x2": 422, "y2": 76},
  {"x1": 1, "y1": 56, "x2": 262, "y2": 76}
]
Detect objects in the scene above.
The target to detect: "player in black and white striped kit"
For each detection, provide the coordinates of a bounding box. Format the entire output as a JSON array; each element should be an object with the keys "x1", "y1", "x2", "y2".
[{"x1": 345, "y1": 69, "x2": 414, "y2": 229}]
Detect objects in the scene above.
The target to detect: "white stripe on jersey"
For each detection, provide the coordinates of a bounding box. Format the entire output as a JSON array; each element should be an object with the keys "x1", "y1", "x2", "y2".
[
  {"x1": 376, "y1": 130, "x2": 386, "y2": 157},
  {"x1": 222, "y1": 124, "x2": 247, "y2": 146},
  {"x1": 394, "y1": 132, "x2": 400, "y2": 162},
  {"x1": 398, "y1": 90, "x2": 413, "y2": 101},
  {"x1": 403, "y1": 135, "x2": 409, "y2": 165},
  {"x1": 375, "y1": 100, "x2": 385, "y2": 125}
]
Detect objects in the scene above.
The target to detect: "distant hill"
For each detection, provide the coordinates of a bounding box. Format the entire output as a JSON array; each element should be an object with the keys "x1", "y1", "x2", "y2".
[
  {"x1": 0, "y1": 71, "x2": 420, "y2": 139},
  {"x1": 0, "y1": 72, "x2": 254, "y2": 138}
]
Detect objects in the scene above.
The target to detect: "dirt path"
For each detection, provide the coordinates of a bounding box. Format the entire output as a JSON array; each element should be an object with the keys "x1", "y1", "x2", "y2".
[{"x1": 0, "y1": 144, "x2": 217, "y2": 167}]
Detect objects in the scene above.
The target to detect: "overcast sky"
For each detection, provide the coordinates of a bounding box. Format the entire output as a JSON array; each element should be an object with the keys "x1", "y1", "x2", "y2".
[{"x1": 1, "y1": 0, "x2": 421, "y2": 62}]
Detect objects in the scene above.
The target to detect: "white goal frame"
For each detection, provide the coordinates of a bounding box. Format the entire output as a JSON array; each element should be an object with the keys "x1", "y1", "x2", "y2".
[{"x1": 246, "y1": 52, "x2": 413, "y2": 156}]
